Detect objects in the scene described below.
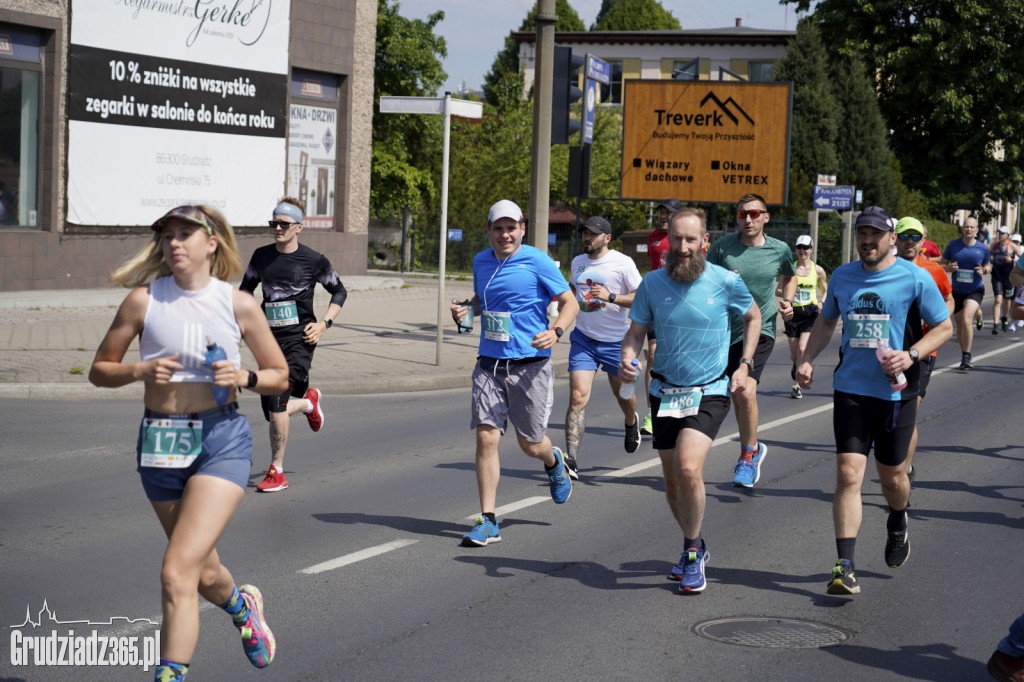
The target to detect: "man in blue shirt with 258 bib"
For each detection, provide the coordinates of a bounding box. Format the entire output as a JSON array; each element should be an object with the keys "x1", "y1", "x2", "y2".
[{"x1": 797, "y1": 206, "x2": 952, "y2": 596}]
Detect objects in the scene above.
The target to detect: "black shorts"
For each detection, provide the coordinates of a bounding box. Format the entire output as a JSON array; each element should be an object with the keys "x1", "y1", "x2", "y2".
[
  {"x1": 650, "y1": 394, "x2": 731, "y2": 450},
  {"x1": 784, "y1": 306, "x2": 818, "y2": 338},
  {"x1": 918, "y1": 355, "x2": 936, "y2": 398},
  {"x1": 992, "y1": 269, "x2": 1015, "y2": 298},
  {"x1": 726, "y1": 335, "x2": 775, "y2": 383},
  {"x1": 952, "y1": 289, "x2": 984, "y2": 314},
  {"x1": 260, "y1": 334, "x2": 315, "y2": 419},
  {"x1": 647, "y1": 327, "x2": 657, "y2": 341},
  {"x1": 833, "y1": 390, "x2": 918, "y2": 466}
]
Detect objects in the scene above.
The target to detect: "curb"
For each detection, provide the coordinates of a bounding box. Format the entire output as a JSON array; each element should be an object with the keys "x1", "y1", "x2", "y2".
[{"x1": 0, "y1": 360, "x2": 571, "y2": 400}]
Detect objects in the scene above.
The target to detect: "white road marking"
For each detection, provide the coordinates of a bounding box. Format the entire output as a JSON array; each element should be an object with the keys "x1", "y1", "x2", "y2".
[
  {"x1": 300, "y1": 539, "x2": 419, "y2": 575},
  {"x1": 301, "y1": 341, "x2": 1023, "y2": 574}
]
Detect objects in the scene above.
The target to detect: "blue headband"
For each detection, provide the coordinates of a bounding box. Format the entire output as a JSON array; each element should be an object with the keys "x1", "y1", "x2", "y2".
[{"x1": 273, "y1": 202, "x2": 303, "y2": 224}]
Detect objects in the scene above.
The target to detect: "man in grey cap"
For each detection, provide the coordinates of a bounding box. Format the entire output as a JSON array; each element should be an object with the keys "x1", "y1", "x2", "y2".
[
  {"x1": 562, "y1": 215, "x2": 644, "y2": 478},
  {"x1": 450, "y1": 199, "x2": 579, "y2": 547},
  {"x1": 797, "y1": 205, "x2": 952, "y2": 596}
]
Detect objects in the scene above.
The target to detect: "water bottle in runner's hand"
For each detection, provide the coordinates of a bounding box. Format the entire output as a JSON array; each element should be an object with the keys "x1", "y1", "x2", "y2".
[
  {"x1": 205, "y1": 336, "x2": 231, "y2": 405},
  {"x1": 875, "y1": 339, "x2": 907, "y2": 391},
  {"x1": 619, "y1": 359, "x2": 640, "y2": 399}
]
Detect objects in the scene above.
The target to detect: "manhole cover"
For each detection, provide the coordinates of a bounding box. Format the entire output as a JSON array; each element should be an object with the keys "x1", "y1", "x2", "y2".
[{"x1": 693, "y1": 617, "x2": 855, "y2": 649}]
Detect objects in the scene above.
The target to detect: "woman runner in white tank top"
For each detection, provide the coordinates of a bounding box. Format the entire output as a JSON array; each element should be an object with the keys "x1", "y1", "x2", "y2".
[{"x1": 89, "y1": 205, "x2": 288, "y2": 681}]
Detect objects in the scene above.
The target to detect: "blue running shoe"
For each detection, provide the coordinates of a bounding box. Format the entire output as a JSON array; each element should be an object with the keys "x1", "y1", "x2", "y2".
[
  {"x1": 677, "y1": 542, "x2": 709, "y2": 593},
  {"x1": 461, "y1": 515, "x2": 501, "y2": 547},
  {"x1": 668, "y1": 552, "x2": 687, "y2": 581},
  {"x1": 237, "y1": 585, "x2": 275, "y2": 668},
  {"x1": 732, "y1": 460, "x2": 755, "y2": 488},
  {"x1": 548, "y1": 447, "x2": 572, "y2": 504},
  {"x1": 751, "y1": 442, "x2": 768, "y2": 484}
]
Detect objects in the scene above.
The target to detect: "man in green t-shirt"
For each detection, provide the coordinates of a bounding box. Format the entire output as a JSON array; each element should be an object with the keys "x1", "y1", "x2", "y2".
[{"x1": 706, "y1": 193, "x2": 797, "y2": 488}]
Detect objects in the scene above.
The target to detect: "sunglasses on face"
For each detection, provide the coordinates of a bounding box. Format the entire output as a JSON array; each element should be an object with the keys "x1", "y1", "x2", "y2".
[
  {"x1": 737, "y1": 209, "x2": 765, "y2": 219},
  {"x1": 269, "y1": 220, "x2": 299, "y2": 229},
  {"x1": 897, "y1": 233, "x2": 923, "y2": 242},
  {"x1": 795, "y1": 245, "x2": 811, "y2": 250}
]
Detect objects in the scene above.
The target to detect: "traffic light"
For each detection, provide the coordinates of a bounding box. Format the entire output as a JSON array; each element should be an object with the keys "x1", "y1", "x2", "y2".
[{"x1": 551, "y1": 45, "x2": 584, "y2": 145}]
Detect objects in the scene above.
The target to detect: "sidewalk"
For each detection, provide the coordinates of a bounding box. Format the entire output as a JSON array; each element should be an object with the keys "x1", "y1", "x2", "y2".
[{"x1": 0, "y1": 273, "x2": 571, "y2": 399}]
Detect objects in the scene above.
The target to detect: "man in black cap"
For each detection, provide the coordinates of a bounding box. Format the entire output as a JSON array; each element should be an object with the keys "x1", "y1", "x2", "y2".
[
  {"x1": 640, "y1": 199, "x2": 684, "y2": 436},
  {"x1": 796, "y1": 206, "x2": 952, "y2": 596},
  {"x1": 562, "y1": 216, "x2": 644, "y2": 478}
]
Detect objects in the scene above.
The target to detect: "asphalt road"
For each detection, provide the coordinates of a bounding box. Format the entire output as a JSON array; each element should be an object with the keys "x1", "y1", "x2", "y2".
[{"x1": 2, "y1": 331, "x2": 1022, "y2": 681}]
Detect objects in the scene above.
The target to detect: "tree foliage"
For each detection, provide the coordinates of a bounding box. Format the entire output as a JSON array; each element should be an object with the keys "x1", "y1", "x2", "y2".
[
  {"x1": 829, "y1": 51, "x2": 900, "y2": 211},
  {"x1": 785, "y1": 0, "x2": 1024, "y2": 218},
  {"x1": 592, "y1": 0, "x2": 681, "y2": 30},
  {"x1": 371, "y1": 0, "x2": 448, "y2": 218},
  {"x1": 773, "y1": 17, "x2": 840, "y2": 217},
  {"x1": 482, "y1": 0, "x2": 585, "y2": 108}
]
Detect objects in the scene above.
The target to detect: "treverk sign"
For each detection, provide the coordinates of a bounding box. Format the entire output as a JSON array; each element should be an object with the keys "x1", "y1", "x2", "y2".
[{"x1": 620, "y1": 81, "x2": 792, "y2": 205}]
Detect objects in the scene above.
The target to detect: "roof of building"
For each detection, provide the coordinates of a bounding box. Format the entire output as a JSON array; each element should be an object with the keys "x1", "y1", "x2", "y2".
[{"x1": 512, "y1": 26, "x2": 795, "y2": 46}]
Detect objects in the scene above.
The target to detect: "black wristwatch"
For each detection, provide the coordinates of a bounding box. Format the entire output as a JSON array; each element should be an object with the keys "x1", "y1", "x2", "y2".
[
  {"x1": 246, "y1": 370, "x2": 258, "y2": 389},
  {"x1": 908, "y1": 348, "x2": 920, "y2": 363},
  {"x1": 552, "y1": 326, "x2": 564, "y2": 339},
  {"x1": 608, "y1": 292, "x2": 617, "y2": 303},
  {"x1": 324, "y1": 318, "x2": 333, "y2": 329}
]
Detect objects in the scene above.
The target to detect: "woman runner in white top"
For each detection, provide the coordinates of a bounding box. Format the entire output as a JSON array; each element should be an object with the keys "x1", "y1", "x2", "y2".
[{"x1": 89, "y1": 205, "x2": 287, "y2": 681}]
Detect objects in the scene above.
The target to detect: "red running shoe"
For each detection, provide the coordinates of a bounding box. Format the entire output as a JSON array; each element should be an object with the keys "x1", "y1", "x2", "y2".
[
  {"x1": 304, "y1": 387, "x2": 324, "y2": 432},
  {"x1": 256, "y1": 465, "x2": 288, "y2": 493}
]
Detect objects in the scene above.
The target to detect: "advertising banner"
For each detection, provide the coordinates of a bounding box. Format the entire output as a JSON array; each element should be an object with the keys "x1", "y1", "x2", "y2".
[
  {"x1": 620, "y1": 81, "x2": 792, "y2": 205},
  {"x1": 67, "y1": 0, "x2": 290, "y2": 226},
  {"x1": 287, "y1": 105, "x2": 337, "y2": 229}
]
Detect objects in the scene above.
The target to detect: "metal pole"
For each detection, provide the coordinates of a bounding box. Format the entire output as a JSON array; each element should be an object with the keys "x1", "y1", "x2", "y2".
[
  {"x1": 529, "y1": 0, "x2": 556, "y2": 250},
  {"x1": 436, "y1": 92, "x2": 452, "y2": 366}
]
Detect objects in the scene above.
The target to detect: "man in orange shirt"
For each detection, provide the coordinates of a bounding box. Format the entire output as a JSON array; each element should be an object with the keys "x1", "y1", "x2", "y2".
[{"x1": 894, "y1": 217, "x2": 954, "y2": 484}]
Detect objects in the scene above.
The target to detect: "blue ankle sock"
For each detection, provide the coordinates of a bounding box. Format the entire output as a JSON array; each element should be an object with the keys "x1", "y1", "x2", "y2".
[
  {"x1": 219, "y1": 586, "x2": 249, "y2": 627},
  {"x1": 155, "y1": 658, "x2": 189, "y2": 681}
]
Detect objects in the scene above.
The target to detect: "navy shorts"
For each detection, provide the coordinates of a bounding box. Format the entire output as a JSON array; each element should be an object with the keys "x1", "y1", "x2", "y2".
[
  {"x1": 136, "y1": 403, "x2": 253, "y2": 501},
  {"x1": 568, "y1": 328, "x2": 622, "y2": 375},
  {"x1": 726, "y1": 335, "x2": 775, "y2": 383},
  {"x1": 833, "y1": 391, "x2": 917, "y2": 467}
]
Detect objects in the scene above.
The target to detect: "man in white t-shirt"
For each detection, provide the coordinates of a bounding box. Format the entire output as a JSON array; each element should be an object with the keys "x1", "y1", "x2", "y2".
[{"x1": 562, "y1": 216, "x2": 644, "y2": 478}]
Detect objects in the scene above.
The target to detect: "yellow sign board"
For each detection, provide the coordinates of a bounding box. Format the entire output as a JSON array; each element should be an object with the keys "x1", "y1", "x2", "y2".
[{"x1": 620, "y1": 80, "x2": 792, "y2": 205}]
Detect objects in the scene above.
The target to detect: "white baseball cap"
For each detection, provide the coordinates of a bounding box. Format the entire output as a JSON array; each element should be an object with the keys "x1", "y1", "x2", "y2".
[
  {"x1": 1013, "y1": 234, "x2": 1022, "y2": 243},
  {"x1": 488, "y1": 199, "x2": 523, "y2": 223},
  {"x1": 795, "y1": 235, "x2": 813, "y2": 247}
]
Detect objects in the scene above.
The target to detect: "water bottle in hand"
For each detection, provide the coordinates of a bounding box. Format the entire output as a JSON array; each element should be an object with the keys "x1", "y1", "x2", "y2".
[
  {"x1": 875, "y1": 339, "x2": 907, "y2": 391},
  {"x1": 205, "y1": 336, "x2": 230, "y2": 405},
  {"x1": 619, "y1": 359, "x2": 640, "y2": 399},
  {"x1": 457, "y1": 300, "x2": 474, "y2": 334}
]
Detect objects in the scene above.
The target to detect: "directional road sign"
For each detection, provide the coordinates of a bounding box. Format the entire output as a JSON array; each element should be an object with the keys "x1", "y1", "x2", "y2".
[{"x1": 813, "y1": 184, "x2": 854, "y2": 211}]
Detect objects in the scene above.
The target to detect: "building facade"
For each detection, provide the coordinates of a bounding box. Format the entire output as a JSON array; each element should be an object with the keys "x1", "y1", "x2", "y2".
[
  {"x1": 514, "y1": 23, "x2": 794, "y2": 103},
  {"x1": 0, "y1": 0, "x2": 375, "y2": 292}
]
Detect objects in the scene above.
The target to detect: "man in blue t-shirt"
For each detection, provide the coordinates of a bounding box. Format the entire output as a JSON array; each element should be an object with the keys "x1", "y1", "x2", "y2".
[
  {"x1": 940, "y1": 216, "x2": 991, "y2": 369},
  {"x1": 619, "y1": 208, "x2": 760, "y2": 594},
  {"x1": 797, "y1": 206, "x2": 952, "y2": 597},
  {"x1": 449, "y1": 200, "x2": 579, "y2": 548}
]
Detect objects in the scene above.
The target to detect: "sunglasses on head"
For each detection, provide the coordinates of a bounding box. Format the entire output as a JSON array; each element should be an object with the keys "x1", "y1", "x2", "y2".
[
  {"x1": 269, "y1": 220, "x2": 299, "y2": 229},
  {"x1": 897, "y1": 233, "x2": 923, "y2": 242},
  {"x1": 737, "y1": 209, "x2": 765, "y2": 219}
]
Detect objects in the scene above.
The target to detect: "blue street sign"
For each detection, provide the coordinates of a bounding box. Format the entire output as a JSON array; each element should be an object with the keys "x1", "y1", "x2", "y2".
[
  {"x1": 583, "y1": 79, "x2": 597, "y2": 144},
  {"x1": 548, "y1": 233, "x2": 557, "y2": 245},
  {"x1": 448, "y1": 228, "x2": 463, "y2": 241},
  {"x1": 586, "y1": 55, "x2": 610, "y2": 85},
  {"x1": 813, "y1": 185, "x2": 855, "y2": 211}
]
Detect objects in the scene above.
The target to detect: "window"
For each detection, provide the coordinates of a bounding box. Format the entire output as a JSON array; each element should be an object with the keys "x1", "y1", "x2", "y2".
[
  {"x1": 672, "y1": 59, "x2": 700, "y2": 81},
  {"x1": 749, "y1": 61, "x2": 775, "y2": 82},
  {"x1": 605, "y1": 60, "x2": 623, "y2": 104},
  {"x1": 0, "y1": 25, "x2": 42, "y2": 227}
]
